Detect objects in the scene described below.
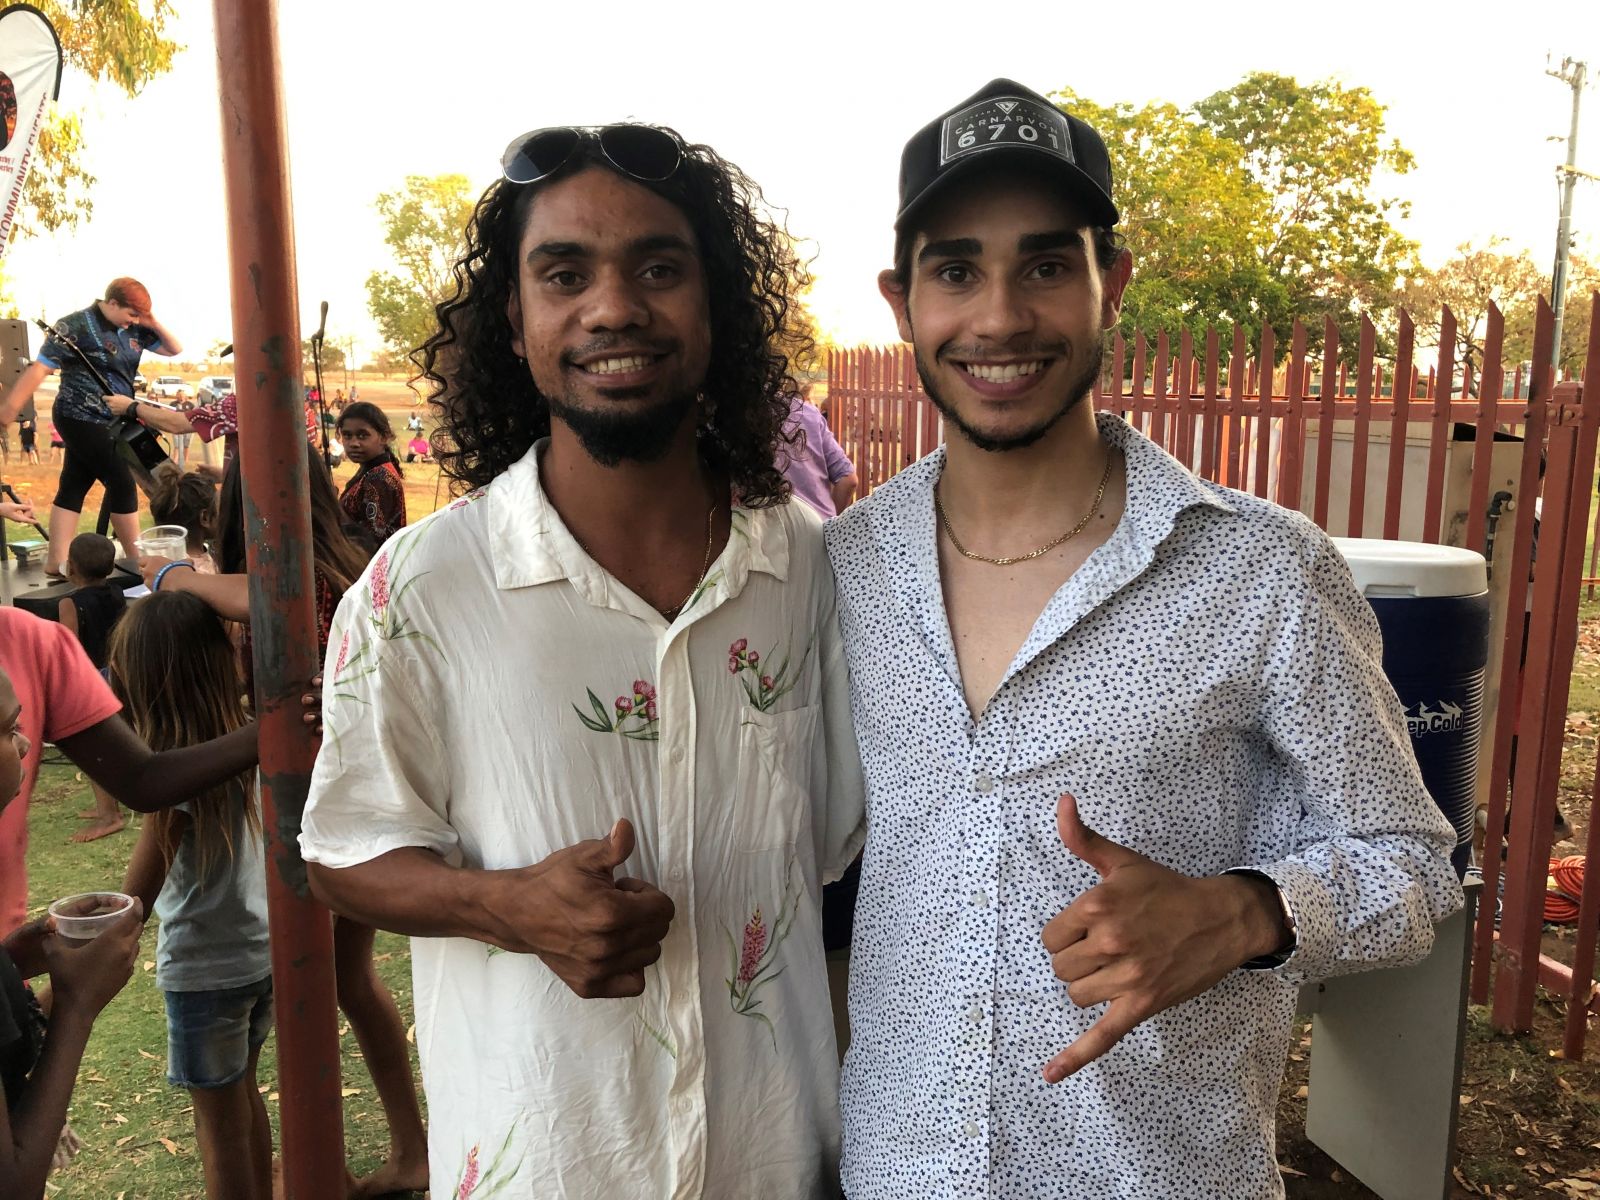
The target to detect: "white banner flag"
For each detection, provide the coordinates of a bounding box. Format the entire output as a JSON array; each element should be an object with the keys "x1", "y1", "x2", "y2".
[{"x1": 0, "y1": 3, "x2": 61, "y2": 256}]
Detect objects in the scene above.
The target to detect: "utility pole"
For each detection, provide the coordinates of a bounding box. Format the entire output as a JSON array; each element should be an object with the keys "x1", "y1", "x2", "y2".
[{"x1": 1547, "y1": 57, "x2": 1592, "y2": 373}]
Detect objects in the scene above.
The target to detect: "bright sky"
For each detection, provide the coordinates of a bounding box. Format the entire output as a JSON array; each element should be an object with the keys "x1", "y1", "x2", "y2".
[{"x1": 3, "y1": 0, "x2": 1598, "y2": 365}]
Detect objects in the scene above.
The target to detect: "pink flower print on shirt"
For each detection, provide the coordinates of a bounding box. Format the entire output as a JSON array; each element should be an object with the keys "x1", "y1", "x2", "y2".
[
  {"x1": 370, "y1": 551, "x2": 391, "y2": 620},
  {"x1": 724, "y1": 858, "x2": 801, "y2": 1049},
  {"x1": 729, "y1": 638, "x2": 811, "y2": 712},
  {"x1": 451, "y1": 1127, "x2": 522, "y2": 1197},
  {"x1": 334, "y1": 631, "x2": 350, "y2": 677},
  {"x1": 448, "y1": 485, "x2": 489, "y2": 512},
  {"x1": 738, "y1": 908, "x2": 767, "y2": 984},
  {"x1": 574, "y1": 678, "x2": 660, "y2": 741},
  {"x1": 457, "y1": 1146, "x2": 479, "y2": 1197},
  {"x1": 363, "y1": 533, "x2": 440, "y2": 654}
]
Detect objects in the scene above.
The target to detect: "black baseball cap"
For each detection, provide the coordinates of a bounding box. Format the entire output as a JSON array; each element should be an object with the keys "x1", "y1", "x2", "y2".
[{"x1": 894, "y1": 78, "x2": 1118, "y2": 235}]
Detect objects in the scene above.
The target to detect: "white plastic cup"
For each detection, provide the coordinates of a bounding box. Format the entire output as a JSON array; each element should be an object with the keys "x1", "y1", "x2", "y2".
[
  {"x1": 135, "y1": 524, "x2": 188, "y2": 562},
  {"x1": 49, "y1": 892, "x2": 136, "y2": 941}
]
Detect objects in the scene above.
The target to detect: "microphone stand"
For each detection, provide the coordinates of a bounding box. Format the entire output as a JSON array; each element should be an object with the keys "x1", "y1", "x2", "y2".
[{"x1": 311, "y1": 300, "x2": 331, "y2": 471}]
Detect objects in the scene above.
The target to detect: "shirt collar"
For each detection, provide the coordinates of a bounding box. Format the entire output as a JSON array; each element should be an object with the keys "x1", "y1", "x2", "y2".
[
  {"x1": 1096, "y1": 411, "x2": 1235, "y2": 549},
  {"x1": 484, "y1": 439, "x2": 790, "y2": 598}
]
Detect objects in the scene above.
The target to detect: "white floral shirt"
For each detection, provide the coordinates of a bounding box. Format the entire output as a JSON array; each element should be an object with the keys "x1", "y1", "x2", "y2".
[
  {"x1": 300, "y1": 441, "x2": 865, "y2": 1200},
  {"x1": 824, "y1": 413, "x2": 1462, "y2": 1200}
]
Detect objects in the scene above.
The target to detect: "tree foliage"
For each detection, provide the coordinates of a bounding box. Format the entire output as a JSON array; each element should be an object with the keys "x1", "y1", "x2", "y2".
[
  {"x1": 1400, "y1": 240, "x2": 1545, "y2": 383},
  {"x1": 302, "y1": 337, "x2": 346, "y2": 375},
  {"x1": 1049, "y1": 89, "x2": 1277, "y2": 347},
  {"x1": 1402, "y1": 242, "x2": 1597, "y2": 384},
  {"x1": 364, "y1": 174, "x2": 475, "y2": 361},
  {"x1": 1050, "y1": 73, "x2": 1418, "y2": 358},
  {"x1": 11, "y1": 1, "x2": 181, "y2": 241}
]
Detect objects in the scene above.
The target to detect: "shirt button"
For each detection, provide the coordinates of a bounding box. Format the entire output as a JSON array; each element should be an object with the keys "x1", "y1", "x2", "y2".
[
  {"x1": 963, "y1": 1120, "x2": 980, "y2": 1138},
  {"x1": 973, "y1": 773, "x2": 994, "y2": 794},
  {"x1": 670, "y1": 746, "x2": 685, "y2": 763},
  {"x1": 670, "y1": 866, "x2": 685, "y2": 881},
  {"x1": 969, "y1": 890, "x2": 988, "y2": 908},
  {"x1": 966, "y1": 1005, "x2": 983, "y2": 1023}
]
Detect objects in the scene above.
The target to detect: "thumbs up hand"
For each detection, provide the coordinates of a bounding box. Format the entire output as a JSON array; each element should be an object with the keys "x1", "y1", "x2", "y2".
[
  {"x1": 1039, "y1": 793, "x2": 1289, "y2": 1084},
  {"x1": 496, "y1": 817, "x2": 676, "y2": 999}
]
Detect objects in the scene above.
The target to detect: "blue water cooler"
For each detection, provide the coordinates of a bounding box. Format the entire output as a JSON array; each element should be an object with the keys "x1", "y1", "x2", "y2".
[{"x1": 1332, "y1": 538, "x2": 1490, "y2": 878}]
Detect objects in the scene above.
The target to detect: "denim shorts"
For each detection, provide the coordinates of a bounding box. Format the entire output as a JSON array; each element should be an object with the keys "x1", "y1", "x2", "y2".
[{"x1": 163, "y1": 975, "x2": 274, "y2": 1089}]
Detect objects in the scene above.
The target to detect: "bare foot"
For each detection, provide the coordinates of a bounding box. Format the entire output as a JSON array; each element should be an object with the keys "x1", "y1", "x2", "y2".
[
  {"x1": 348, "y1": 1156, "x2": 429, "y2": 1198},
  {"x1": 70, "y1": 815, "x2": 126, "y2": 843}
]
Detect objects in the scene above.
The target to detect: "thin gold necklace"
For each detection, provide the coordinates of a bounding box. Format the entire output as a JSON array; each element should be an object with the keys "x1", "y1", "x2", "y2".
[
  {"x1": 935, "y1": 451, "x2": 1114, "y2": 567},
  {"x1": 659, "y1": 502, "x2": 719, "y2": 620},
  {"x1": 571, "y1": 501, "x2": 719, "y2": 620}
]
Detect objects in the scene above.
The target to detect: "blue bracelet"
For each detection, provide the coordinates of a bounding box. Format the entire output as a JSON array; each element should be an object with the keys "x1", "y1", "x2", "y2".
[{"x1": 152, "y1": 560, "x2": 196, "y2": 592}]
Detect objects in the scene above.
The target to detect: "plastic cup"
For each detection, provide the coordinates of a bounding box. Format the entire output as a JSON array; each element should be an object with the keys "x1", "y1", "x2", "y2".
[
  {"x1": 49, "y1": 892, "x2": 135, "y2": 941},
  {"x1": 135, "y1": 524, "x2": 188, "y2": 562}
]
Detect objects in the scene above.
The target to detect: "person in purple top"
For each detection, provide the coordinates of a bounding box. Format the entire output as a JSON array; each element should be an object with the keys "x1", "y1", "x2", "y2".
[{"x1": 776, "y1": 391, "x2": 858, "y2": 518}]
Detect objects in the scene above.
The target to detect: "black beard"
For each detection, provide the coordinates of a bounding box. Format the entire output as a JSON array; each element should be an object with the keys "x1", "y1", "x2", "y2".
[
  {"x1": 915, "y1": 335, "x2": 1106, "y2": 453},
  {"x1": 545, "y1": 386, "x2": 698, "y2": 467}
]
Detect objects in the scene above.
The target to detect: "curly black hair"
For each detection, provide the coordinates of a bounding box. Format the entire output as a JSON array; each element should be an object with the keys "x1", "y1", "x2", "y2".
[{"x1": 417, "y1": 128, "x2": 812, "y2": 504}]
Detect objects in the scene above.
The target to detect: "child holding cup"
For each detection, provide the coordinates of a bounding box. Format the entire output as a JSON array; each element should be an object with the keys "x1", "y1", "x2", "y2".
[{"x1": 0, "y1": 664, "x2": 143, "y2": 1200}]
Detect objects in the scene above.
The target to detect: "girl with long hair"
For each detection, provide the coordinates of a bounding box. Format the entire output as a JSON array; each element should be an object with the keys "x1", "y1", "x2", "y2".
[
  {"x1": 117, "y1": 593, "x2": 272, "y2": 1200},
  {"x1": 137, "y1": 441, "x2": 428, "y2": 1198},
  {"x1": 335, "y1": 401, "x2": 406, "y2": 546}
]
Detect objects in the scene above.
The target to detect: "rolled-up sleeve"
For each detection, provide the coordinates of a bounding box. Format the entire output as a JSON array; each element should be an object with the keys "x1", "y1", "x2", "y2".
[
  {"x1": 1246, "y1": 532, "x2": 1462, "y2": 980},
  {"x1": 300, "y1": 585, "x2": 459, "y2": 869}
]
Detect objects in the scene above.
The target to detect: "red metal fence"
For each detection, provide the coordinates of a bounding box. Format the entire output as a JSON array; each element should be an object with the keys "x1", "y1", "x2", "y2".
[{"x1": 827, "y1": 296, "x2": 1600, "y2": 1058}]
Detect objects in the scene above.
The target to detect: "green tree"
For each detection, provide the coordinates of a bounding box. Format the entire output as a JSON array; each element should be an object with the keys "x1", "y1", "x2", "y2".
[
  {"x1": 1399, "y1": 240, "x2": 1546, "y2": 386},
  {"x1": 1046, "y1": 74, "x2": 1418, "y2": 362},
  {"x1": 302, "y1": 337, "x2": 346, "y2": 376},
  {"x1": 1501, "y1": 253, "x2": 1599, "y2": 378},
  {"x1": 1049, "y1": 89, "x2": 1279, "y2": 347},
  {"x1": 1192, "y1": 73, "x2": 1419, "y2": 353},
  {"x1": 15, "y1": 1, "x2": 180, "y2": 240},
  {"x1": 365, "y1": 174, "x2": 475, "y2": 361}
]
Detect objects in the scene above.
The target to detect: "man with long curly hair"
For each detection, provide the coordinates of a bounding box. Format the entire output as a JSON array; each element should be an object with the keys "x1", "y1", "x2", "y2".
[{"x1": 299, "y1": 125, "x2": 865, "y2": 1198}]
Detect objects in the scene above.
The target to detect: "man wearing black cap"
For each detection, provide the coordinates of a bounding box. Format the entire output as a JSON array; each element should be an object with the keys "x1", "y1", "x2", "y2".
[{"x1": 824, "y1": 79, "x2": 1460, "y2": 1197}]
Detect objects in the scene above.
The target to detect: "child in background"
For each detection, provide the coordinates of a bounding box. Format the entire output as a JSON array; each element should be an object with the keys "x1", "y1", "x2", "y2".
[
  {"x1": 0, "y1": 663, "x2": 143, "y2": 1200},
  {"x1": 148, "y1": 462, "x2": 219, "y2": 573},
  {"x1": 45, "y1": 424, "x2": 61, "y2": 466},
  {"x1": 117, "y1": 592, "x2": 273, "y2": 1200},
  {"x1": 335, "y1": 401, "x2": 406, "y2": 546},
  {"x1": 59, "y1": 534, "x2": 131, "y2": 844},
  {"x1": 57, "y1": 534, "x2": 126, "y2": 671}
]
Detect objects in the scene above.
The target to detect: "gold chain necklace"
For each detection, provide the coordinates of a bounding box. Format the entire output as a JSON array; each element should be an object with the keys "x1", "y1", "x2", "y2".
[
  {"x1": 935, "y1": 452, "x2": 1114, "y2": 567},
  {"x1": 659, "y1": 502, "x2": 719, "y2": 620},
  {"x1": 571, "y1": 501, "x2": 719, "y2": 620}
]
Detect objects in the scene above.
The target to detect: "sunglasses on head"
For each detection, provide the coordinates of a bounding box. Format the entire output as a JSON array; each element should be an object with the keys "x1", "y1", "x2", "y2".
[{"x1": 500, "y1": 124, "x2": 683, "y2": 187}]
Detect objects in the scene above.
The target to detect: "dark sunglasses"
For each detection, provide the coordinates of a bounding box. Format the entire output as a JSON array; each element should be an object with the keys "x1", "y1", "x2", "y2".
[{"x1": 500, "y1": 124, "x2": 683, "y2": 186}]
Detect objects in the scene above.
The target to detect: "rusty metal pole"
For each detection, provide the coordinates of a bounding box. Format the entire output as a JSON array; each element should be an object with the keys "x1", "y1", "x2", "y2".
[{"x1": 211, "y1": 1, "x2": 345, "y2": 1194}]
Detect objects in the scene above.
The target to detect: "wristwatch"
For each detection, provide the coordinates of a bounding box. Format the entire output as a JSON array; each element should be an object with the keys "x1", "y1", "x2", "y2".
[{"x1": 127, "y1": 400, "x2": 139, "y2": 420}]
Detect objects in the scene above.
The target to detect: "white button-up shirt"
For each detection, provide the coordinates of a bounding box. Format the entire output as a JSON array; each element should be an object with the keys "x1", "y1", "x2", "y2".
[
  {"x1": 301, "y1": 442, "x2": 865, "y2": 1200},
  {"x1": 825, "y1": 414, "x2": 1461, "y2": 1200}
]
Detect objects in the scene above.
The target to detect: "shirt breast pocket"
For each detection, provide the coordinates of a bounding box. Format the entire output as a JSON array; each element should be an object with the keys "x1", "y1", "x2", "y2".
[{"x1": 732, "y1": 704, "x2": 818, "y2": 853}]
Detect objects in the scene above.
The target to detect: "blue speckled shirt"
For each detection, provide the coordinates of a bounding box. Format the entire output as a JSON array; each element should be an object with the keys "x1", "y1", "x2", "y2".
[
  {"x1": 37, "y1": 302, "x2": 164, "y2": 425},
  {"x1": 825, "y1": 412, "x2": 1461, "y2": 1200}
]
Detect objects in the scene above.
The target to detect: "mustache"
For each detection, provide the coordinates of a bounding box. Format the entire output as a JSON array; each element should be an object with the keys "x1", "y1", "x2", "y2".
[
  {"x1": 939, "y1": 340, "x2": 1072, "y2": 361},
  {"x1": 560, "y1": 336, "x2": 679, "y2": 366}
]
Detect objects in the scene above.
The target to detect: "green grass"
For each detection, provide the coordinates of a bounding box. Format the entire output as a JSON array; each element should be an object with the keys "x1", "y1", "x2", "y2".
[{"x1": 24, "y1": 758, "x2": 422, "y2": 1199}]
